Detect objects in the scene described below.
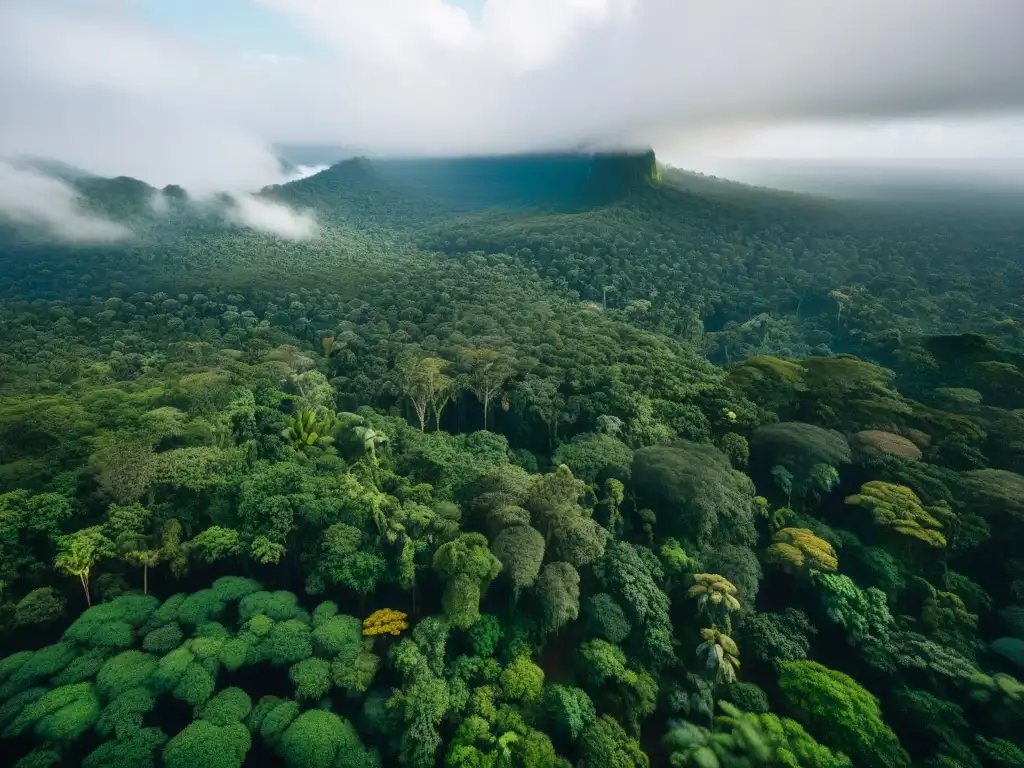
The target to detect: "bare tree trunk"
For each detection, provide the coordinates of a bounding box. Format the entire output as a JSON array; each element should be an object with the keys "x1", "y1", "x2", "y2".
[
  {"x1": 143, "y1": 563, "x2": 148, "y2": 595},
  {"x1": 79, "y1": 573, "x2": 91, "y2": 607},
  {"x1": 483, "y1": 392, "x2": 490, "y2": 431},
  {"x1": 434, "y1": 397, "x2": 452, "y2": 433},
  {"x1": 412, "y1": 401, "x2": 427, "y2": 431}
]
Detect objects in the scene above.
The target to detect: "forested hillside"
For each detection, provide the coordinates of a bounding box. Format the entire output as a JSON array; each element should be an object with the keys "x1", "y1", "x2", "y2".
[{"x1": 0, "y1": 152, "x2": 1022, "y2": 768}]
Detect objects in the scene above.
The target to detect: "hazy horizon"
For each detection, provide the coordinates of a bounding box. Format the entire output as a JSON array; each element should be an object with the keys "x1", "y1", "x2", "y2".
[
  {"x1": 3, "y1": 0, "x2": 1023, "y2": 239},
  {"x1": 8, "y1": 145, "x2": 1024, "y2": 211},
  {"x1": 2, "y1": 1, "x2": 1023, "y2": 195}
]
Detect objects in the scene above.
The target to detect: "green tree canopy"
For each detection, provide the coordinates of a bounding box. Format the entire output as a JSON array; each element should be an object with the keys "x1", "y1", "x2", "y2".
[
  {"x1": 632, "y1": 441, "x2": 757, "y2": 549},
  {"x1": 779, "y1": 660, "x2": 908, "y2": 768}
]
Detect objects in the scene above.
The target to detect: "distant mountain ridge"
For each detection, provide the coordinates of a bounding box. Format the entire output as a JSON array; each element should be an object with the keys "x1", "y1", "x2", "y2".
[
  {"x1": 253, "y1": 149, "x2": 664, "y2": 234},
  {"x1": 20, "y1": 148, "x2": 1019, "y2": 257},
  {"x1": 269, "y1": 149, "x2": 662, "y2": 216},
  {"x1": 3, "y1": 144, "x2": 1024, "y2": 365},
  {"x1": 38, "y1": 149, "x2": 666, "y2": 235},
  {"x1": 5, "y1": 156, "x2": 98, "y2": 182}
]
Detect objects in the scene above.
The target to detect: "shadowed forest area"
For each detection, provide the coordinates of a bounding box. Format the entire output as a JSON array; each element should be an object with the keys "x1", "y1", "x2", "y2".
[{"x1": 0, "y1": 151, "x2": 1023, "y2": 768}]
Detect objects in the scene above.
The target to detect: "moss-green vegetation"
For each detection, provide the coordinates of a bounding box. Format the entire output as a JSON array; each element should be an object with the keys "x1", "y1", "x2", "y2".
[{"x1": 0, "y1": 153, "x2": 1022, "y2": 765}]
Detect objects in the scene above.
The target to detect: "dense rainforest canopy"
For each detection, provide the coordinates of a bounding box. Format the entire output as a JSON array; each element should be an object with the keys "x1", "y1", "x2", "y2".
[{"x1": 0, "y1": 151, "x2": 1022, "y2": 767}]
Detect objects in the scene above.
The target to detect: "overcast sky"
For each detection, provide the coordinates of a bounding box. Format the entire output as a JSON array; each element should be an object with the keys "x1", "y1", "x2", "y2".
[{"x1": 0, "y1": 0, "x2": 1022, "y2": 192}]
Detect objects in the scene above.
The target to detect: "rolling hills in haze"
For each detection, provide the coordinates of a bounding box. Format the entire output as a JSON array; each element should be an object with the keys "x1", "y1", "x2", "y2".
[{"x1": 3, "y1": 149, "x2": 1023, "y2": 365}]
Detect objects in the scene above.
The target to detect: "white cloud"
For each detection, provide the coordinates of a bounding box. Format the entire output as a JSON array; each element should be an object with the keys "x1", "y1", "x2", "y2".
[
  {"x1": 0, "y1": 162, "x2": 131, "y2": 242},
  {"x1": 148, "y1": 190, "x2": 170, "y2": 215},
  {"x1": 283, "y1": 164, "x2": 329, "y2": 182},
  {"x1": 260, "y1": 0, "x2": 636, "y2": 73},
  {"x1": 0, "y1": 0, "x2": 1022, "y2": 191},
  {"x1": 662, "y1": 114, "x2": 1024, "y2": 165},
  {"x1": 226, "y1": 195, "x2": 318, "y2": 240}
]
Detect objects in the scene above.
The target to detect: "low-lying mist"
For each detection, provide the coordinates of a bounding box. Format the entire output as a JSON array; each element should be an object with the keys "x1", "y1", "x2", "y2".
[{"x1": 699, "y1": 158, "x2": 1024, "y2": 204}]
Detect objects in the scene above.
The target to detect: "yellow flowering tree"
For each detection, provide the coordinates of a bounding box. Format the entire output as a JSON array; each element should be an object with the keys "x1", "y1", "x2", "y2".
[{"x1": 362, "y1": 608, "x2": 409, "y2": 637}]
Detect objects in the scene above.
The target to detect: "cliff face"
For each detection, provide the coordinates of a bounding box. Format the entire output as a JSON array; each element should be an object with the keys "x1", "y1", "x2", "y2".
[
  {"x1": 586, "y1": 150, "x2": 660, "y2": 199},
  {"x1": 275, "y1": 149, "x2": 661, "y2": 213}
]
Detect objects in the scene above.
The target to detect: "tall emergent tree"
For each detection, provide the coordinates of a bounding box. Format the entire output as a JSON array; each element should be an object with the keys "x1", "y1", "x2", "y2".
[
  {"x1": 460, "y1": 348, "x2": 514, "y2": 431},
  {"x1": 399, "y1": 356, "x2": 457, "y2": 432},
  {"x1": 54, "y1": 527, "x2": 117, "y2": 607}
]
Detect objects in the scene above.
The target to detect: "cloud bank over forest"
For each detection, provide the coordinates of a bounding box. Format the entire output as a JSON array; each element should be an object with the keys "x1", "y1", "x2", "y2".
[
  {"x1": 0, "y1": 162, "x2": 320, "y2": 244},
  {"x1": 0, "y1": 163, "x2": 131, "y2": 242},
  {"x1": 0, "y1": 0, "x2": 1022, "y2": 194},
  {"x1": 225, "y1": 195, "x2": 319, "y2": 240}
]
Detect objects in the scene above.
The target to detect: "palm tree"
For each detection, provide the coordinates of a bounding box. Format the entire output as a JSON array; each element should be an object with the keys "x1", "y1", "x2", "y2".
[
  {"x1": 118, "y1": 532, "x2": 164, "y2": 595},
  {"x1": 688, "y1": 573, "x2": 741, "y2": 631},
  {"x1": 352, "y1": 425, "x2": 388, "y2": 465},
  {"x1": 54, "y1": 527, "x2": 116, "y2": 608},
  {"x1": 281, "y1": 408, "x2": 339, "y2": 448},
  {"x1": 282, "y1": 408, "x2": 320, "y2": 447},
  {"x1": 696, "y1": 628, "x2": 740, "y2": 684}
]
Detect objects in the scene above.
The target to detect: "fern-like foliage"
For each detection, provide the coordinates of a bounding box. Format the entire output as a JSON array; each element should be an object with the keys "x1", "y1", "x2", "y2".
[
  {"x1": 845, "y1": 481, "x2": 947, "y2": 548},
  {"x1": 280, "y1": 408, "x2": 338, "y2": 448},
  {"x1": 767, "y1": 527, "x2": 838, "y2": 575}
]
